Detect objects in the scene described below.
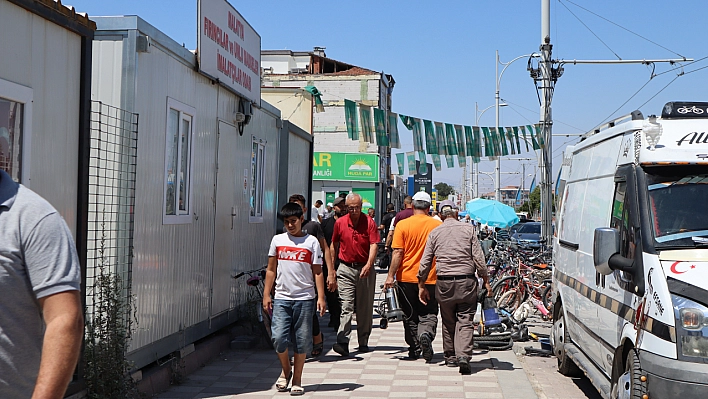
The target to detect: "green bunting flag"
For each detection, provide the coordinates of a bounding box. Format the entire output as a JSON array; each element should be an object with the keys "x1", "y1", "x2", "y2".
[
  {"x1": 431, "y1": 154, "x2": 442, "y2": 171},
  {"x1": 481, "y1": 127, "x2": 491, "y2": 157},
  {"x1": 535, "y1": 124, "x2": 546, "y2": 147},
  {"x1": 413, "y1": 119, "x2": 424, "y2": 153},
  {"x1": 488, "y1": 127, "x2": 500, "y2": 157},
  {"x1": 472, "y1": 126, "x2": 482, "y2": 162},
  {"x1": 464, "y1": 126, "x2": 474, "y2": 157},
  {"x1": 423, "y1": 120, "x2": 438, "y2": 155},
  {"x1": 344, "y1": 99, "x2": 359, "y2": 140},
  {"x1": 444, "y1": 123, "x2": 458, "y2": 156},
  {"x1": 400, "y1": 114, "x2": 415, "y2": 130},
  {"x1": 359, "y1": 105, "x2": 373, "y2": 143},
  {"x1": 445, "y1": 155, "x2": 455, "y2": 168},
  {"x1": 527, "y1": 124, "x2": 540, "y2": 150},
  {"x1": 496, "y1": 127, "x2": 509, "y2": 156},
  {"x1": 505, "y1": 127, "x2": 516, "y2": 155},
  {"x1": 399, "y1": 115, "x2": 420, "y2": 151},
  {"x1": 513, "y1": 126, "x2": 522, "y2": 154},
  {"x1": 388, "y1": 112, "x2": 401, "y2": 148},
  {"x1": 406, "y1": 151, "x2": 417, "y2": 175},
  {"x1": 435, "y1": 122, "x2": 447, "y2": 156},
  {"x1": 374, "y1": 107, "x2": 389, "y2": 146},
  {"x1": 520, "y1": 125, "x2": 530, "y2": 151},
  {"x1": 418, "y1": 152, "x2": 428, "y2": 174},
  {"x1": 455, "y1": 125, "x2": 466, "y2": 167},
  {"x1": 396, "y1": 153, "x2": 405, "y2": 175}
]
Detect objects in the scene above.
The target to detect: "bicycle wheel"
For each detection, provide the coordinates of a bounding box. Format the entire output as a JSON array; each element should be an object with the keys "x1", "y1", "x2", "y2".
[
  {"x1": 492, "y1": 276, "x2": 518, "y2": 301},
  {"x1": 497, "y1": 288, "x2": 521, "y2": 313},
  {"x1": 541, "y1": 284, "x2": 553, "y2": 313}
]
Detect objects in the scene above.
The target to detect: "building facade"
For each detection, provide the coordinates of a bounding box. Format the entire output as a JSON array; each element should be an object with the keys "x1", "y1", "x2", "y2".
[
  {"x1": 261, "y1": 48, "x2": 395, "y2": 223},
  {"x1": 480, "y1": 185, "x2": 530, "y2": 207}
]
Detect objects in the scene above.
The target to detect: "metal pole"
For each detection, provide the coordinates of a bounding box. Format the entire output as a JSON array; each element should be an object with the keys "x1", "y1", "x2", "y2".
[
  {"x1": 539, "y1": 0, "x2": 554, "y2": 242},
  {"x1": 495, "y1": 50, "x2": 501, "y2": 202},
  {"x1": 473, "y1": 102, "x2": 479, "y2": 200}
]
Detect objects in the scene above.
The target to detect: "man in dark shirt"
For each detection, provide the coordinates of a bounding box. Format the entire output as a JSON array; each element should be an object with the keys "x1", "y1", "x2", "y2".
[
  {"x1": 379, "y1": 203, "x2": 396, "y2": 242},
  {"x1": 320, "y1": 197, "x2": 347, "y2": 329},
  {"x1": 385, "y1": 196, "x2": 413, "y2": 251}
]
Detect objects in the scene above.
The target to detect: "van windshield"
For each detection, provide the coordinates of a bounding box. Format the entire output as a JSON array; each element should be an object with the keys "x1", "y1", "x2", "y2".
[{"x1": 645, "y1": 167, "x2": 708, "y2": 247}]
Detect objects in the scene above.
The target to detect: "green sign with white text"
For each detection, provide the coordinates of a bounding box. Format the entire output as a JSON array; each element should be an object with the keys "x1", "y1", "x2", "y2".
[{"x1": 313, "y1": 152, "x2": 380, "y2": 182}]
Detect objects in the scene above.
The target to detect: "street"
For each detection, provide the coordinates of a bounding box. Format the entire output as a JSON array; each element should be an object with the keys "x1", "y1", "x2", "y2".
[{"x1": 156, "y1": 271, "x2": 601, "y2": 399}]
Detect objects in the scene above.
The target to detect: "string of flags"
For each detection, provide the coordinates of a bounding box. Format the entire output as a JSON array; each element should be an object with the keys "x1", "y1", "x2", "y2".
[{"x1": 343, "y1": 99, "x2": 545, "y2": 174}]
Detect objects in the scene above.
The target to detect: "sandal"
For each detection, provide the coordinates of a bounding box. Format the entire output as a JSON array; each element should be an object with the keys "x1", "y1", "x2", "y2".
[
  {"x1": 311, "y1": 333, "x2": 324, "y2": 357},
  {"x1": 275, "y1": 372, "x2": 291, "y2": 392},
  {"x1": 290, "y1": 385, "x2": 304, "y2": 396}
]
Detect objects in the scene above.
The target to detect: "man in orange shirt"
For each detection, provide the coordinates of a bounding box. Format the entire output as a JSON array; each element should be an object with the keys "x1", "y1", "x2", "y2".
[{"x1": 384, "y1": 191, "x2": 441, "y2": 362}]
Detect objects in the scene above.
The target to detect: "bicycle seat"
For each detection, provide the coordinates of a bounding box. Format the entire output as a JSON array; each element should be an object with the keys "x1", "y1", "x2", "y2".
[{"x1": 247, "y1": 276, "x2": 261, "y2": 286}]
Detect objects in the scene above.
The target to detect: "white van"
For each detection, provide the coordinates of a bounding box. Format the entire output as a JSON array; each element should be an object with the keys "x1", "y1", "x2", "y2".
[{"x1": 552, "y1": 102, "x2": 708, "y2": 399}]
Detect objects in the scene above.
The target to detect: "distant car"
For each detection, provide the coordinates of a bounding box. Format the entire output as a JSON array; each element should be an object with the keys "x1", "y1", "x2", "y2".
[
  {"x1": 496, "y1": 229, "x2": 510, "y2": 241},
  {"x1": 511, "y1": 222, "x2": 543, "y2": 248}
]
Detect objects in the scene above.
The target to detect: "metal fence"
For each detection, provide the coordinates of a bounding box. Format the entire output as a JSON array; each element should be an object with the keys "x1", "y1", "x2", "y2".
[{"x1": 85, "y1": 101, "x2": 139, "y2": 322}]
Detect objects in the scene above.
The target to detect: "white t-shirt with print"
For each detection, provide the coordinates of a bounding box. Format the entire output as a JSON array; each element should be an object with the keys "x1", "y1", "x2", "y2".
[{"x1": 268, "y1": 232, "x2": 323, "y2": 300}]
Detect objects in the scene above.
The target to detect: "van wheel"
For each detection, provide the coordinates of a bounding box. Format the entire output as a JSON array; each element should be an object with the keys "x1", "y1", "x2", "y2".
[
  {"x1": 552, "y1": 311, "x2": 581, "y2": 376},
  {"x1": 611, "y1": 350, "x2": 645, "y2": 399}
]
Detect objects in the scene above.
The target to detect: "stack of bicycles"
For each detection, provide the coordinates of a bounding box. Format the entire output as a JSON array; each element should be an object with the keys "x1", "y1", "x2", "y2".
[{"x1": 485, "y1": 242, "x2": 553, "y2": 323}]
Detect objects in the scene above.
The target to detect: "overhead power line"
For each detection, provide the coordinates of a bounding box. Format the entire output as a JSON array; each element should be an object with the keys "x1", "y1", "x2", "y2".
[{"x1": 558, "y1": 0, "x2": 621, "y2": 60}]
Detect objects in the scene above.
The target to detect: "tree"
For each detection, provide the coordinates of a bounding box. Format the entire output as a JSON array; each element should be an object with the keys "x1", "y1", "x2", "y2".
[
  {"x1": 517, "y1": 186, "x2": 555, "y2": 216},
  {"x1": 434, "y1": 182, "x2": 455, "y2": 199}
]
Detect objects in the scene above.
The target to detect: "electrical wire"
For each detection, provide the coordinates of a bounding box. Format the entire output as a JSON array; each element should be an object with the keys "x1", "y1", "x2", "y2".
[
  {"x1": 635, "y1": 75, "x2": 680, "y2": 110},
  {"x1": 562, "y1": 0, "x2": 686, "y2": 59},
  {"x1": 502, "y1": 98, "x2": 585, "y2": 133},
  {"x1": 595, "y1": 78, "x2": 653, "y2": 127},
  {"x1": 558, "y1": 0, "x2": 621, "y2": 60}
]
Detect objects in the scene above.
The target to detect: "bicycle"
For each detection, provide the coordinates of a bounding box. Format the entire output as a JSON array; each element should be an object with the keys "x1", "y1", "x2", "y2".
[{"x1": 234, "y1": 268, "x2": 273, "y2": 349}]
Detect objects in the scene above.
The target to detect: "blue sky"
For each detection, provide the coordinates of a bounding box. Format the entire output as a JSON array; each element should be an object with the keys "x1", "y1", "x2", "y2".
[{"x1": 69, "y1": 0, "x2": 708, "y2": 192}]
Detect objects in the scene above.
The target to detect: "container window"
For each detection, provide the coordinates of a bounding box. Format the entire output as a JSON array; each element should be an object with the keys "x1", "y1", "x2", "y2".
[
  {"x1": 249, "y1": 136, "x2": 266, "y2": 223},
  {"x1": 0, "y1": 97, "x2": 23, "y2": 182},
  {"x1": 163, "y1": 98, "x2": 195, "y2": 224}
]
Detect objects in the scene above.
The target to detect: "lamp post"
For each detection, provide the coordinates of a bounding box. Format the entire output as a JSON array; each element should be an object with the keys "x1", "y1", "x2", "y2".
[
  {"x1": 473, "y1": 102, "x2": 506, "y2": 201},
  {"x1": 495, "y1": 50, "x2": 538, "y2": 202}
]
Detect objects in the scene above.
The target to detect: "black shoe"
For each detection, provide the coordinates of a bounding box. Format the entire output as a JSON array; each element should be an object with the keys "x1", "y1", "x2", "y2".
[
  {"x1": 458, "y1": 357, "x2": 471, "y2": 374},
  {"x1": 445, "y1": 359, "x2": 458, "y2": 367},
  {"x1": 419, "y1": 334, "x2": 433, "y2": 362},
  {"x1": 358, "y1": 345, "x2": 371, "y2": 353},
  {"x1": 407, "y1": 348, "x2": 421, "y2": 360},
  {"x1": 332, "y1": 343, "x2": 349, "y2": 357}
]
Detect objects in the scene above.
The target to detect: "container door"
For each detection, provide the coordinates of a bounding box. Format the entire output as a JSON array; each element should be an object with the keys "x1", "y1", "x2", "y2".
[{"x1": 211, "y1": 121, "x2": 239, "y2": 316}]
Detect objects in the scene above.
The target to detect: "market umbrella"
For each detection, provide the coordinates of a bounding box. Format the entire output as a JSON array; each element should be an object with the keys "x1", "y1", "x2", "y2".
[{"x1": 465, "y1": 199, "x2": 519, "y2": 228}]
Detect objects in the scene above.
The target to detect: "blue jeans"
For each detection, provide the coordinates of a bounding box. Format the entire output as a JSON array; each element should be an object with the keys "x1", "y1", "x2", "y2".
[{"x1": 271, "y1": 298, "x2": 315, "y2": 354}]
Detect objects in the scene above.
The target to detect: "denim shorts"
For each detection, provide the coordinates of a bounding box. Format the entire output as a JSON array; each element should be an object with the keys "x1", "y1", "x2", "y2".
[{"x1": 271, "y1": 298, "x2": 315, "y2": 354}]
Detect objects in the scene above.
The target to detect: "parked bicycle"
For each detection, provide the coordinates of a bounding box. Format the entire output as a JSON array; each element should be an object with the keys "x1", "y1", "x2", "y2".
[{"x1": 234, "y1": 268, "x2": 273, "y2": 348}]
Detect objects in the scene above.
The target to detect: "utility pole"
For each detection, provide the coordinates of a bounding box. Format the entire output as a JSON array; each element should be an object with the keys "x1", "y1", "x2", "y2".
[{"x1": 539, "y1": 0, "x2": 554, "y2": 243}]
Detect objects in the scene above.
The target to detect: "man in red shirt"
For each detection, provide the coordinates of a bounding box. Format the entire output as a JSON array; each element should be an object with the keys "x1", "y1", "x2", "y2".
[{"x1": 330, "y1": 193, "x2": 379, "y2": 356}]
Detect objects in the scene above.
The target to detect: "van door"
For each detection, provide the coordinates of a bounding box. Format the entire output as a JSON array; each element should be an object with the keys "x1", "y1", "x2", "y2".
[{"x1": 596, "y1": 167, "x2": 640, "y2": 376}]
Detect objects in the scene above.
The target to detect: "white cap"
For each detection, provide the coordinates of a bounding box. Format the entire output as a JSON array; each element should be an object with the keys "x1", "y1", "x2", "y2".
[
  {"x1": 412, "y1": 191, "x2": 431, "y2": 203},
  {"x1": 326, "y1": 202, "x2": 333, "y2": 207}
]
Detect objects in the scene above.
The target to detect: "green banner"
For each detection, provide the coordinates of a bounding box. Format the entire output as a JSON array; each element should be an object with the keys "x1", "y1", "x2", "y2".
[
  {"x1": 418, "y1": 152, "x2": 428, "y2": 174},
  {"x1": 325, "y1": 192, "x2": 336, "y2": 205},
  {"x1": 435, "y1": 122, "x2": 447, "y2": 156},
  {"x1": 431, "y1": 154, "x2": 442, "y2": 171},
  {"x1": 455, "y1": 125, "x2": 466, "y2": 157},
  {"x1": 395, "y1": 153, "x2": 404, "y2": 175},
  {"x1": 313, "y1": 152, "x2": 379, "y2": 182},
  {"x1": 359, "y1": 105, "x2": 373, "y2": 143},
  {"x1": 413, "y1": 118, "x2": 424, "y2": 153},
  {"x1": 505, "y1": 127, "x2": 516, "y2": 154},
  {"x1": 423, "y1": 120, "x2": 438, "y2": 154},
  {"x1": 513, "y1": 126, "x2": 522, "y2": 154},
  {"x1": 373, "y1": 107, "x2": 388, "y2": 146},
  {"x1": 406, "y1": 151, "x2": 417, "y2": 175},
  {"x1": 472, "y1": 126, "x2": 482, "y2": 162},
  {"x1": 344, "y1": 99, "x2": 359, "y2": 140},
  {"x1": 444, "y1": 123, "x2": 458, "y2": 155},
  {"x1": 535, "y1": 124, "x2": 545, "y2": 147},
  {"x1": 481, "y1": 127, "x2": 492, "y2": 157},
  {"x1": 520, "y1": 125, "x2": 530, "y2": 151},
  {"x1": 445, "y1": 155, "x2": 455, "y2": 168},
  {"x1": 388, "y1": 111, "x2": 400, "y2": 148},
  {"x1": 352, "y1": 187, "x2": 375, "y2": 211}
]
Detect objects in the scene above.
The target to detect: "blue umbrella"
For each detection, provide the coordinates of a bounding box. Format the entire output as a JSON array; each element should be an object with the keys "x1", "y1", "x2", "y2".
[{"x1": 465, "y1": 199, "x2": 519, "y2": 228}]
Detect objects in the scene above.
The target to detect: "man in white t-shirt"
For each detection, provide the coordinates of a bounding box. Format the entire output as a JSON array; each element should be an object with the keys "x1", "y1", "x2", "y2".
[{"x1": 264, "y1": 202, "x2": 326, "y2": 395}]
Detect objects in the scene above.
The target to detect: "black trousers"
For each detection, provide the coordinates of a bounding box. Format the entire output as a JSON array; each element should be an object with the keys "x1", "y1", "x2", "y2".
[{"x1": 398, "y1": 282, "x2": 438, "y2": 352}]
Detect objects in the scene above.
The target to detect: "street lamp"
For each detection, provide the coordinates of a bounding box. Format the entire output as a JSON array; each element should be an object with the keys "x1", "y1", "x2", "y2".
[
  {"x1": 472, "y1": 102, "x2": 507, "y2": 201},
  {"x1": 495, "y1": 50, "x2": 538, "y2": 202}
]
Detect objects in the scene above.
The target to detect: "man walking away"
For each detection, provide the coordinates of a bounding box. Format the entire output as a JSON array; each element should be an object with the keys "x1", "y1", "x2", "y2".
[
  {"x1": 419, "y1": 200, "x2": 492, "y2": 374},
  {"x1": 320, "y1": 197, "x2": 347, "y2": 329},
  {"x1": 384, "y1": 191, "x2": 441, "y2": 362},
  {"x1": 379, "y1": 203, "x2": 395, "y2": 242},
  {"x1": 384, "y1": 196, "x2": 413, "y2": 253},
  {"x1": 330, "y1": 193, "x2": 379, "y2": 356},
  {"x1": 0, "y1": 169, "x2": 84, "y2": 398}
]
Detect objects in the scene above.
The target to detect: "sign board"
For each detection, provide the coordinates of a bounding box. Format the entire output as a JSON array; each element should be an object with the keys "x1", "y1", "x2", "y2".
[
  {"x1": 198, "y1": 0, "x2": 261, "y2": 105},
  {"x1": 352, "y1": 188, "x2": 376, "y2": 211},
  {"x1": 413, "y1": 161, "x2": 433, "y2": 194},
  {"x1": 313, "y1": 152, "x2": 380, "y2": 182}
]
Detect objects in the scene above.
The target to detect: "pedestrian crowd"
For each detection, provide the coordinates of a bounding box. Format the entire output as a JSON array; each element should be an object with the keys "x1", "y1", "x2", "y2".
[{"x1": 265, "y1": 191, "x2": 491, "y2": 395}]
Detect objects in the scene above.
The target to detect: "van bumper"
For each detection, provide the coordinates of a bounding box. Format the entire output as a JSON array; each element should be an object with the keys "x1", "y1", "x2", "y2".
[{"x1": 640, "y1": 350, "x2": 708, "y2": 397}]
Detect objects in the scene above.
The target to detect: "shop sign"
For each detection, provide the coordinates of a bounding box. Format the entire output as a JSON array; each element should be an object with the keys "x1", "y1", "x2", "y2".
[
  {"x1": 313, "y1": 152, "x2": 379, "y2": 182},
  {"x1": 198, "y1": 0, "x2": 261, "y2": 105}
]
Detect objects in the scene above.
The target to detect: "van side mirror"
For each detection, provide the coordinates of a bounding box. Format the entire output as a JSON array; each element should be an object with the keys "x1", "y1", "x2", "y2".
[{"x1": 593, "y1": 228, "x2": 619, "y2": 275}]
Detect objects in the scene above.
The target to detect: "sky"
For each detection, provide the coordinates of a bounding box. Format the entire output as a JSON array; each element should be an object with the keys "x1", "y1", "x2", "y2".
[{"x1": 67, "y1": 0, "x2": 708, "y2": 194}]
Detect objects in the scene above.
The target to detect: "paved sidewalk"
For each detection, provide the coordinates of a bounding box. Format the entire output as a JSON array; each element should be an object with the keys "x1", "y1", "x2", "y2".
[{"x1": 156, "y1": 270, "x2": 597, "y2": 399}]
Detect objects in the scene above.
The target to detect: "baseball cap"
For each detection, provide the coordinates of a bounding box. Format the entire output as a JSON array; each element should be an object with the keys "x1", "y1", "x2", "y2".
[
  {"x1": 333, "y1": 197, "x2": 345, "y2": 207},
  {"x1": 438, "y1": 199, "x2": 458, "y2": 212},
  {"x1": 326, "y1": 202, "x2": 333, "y2": 207},
  {"x1": 412, "y1": 191, "x2": 431, "y2": 203}
]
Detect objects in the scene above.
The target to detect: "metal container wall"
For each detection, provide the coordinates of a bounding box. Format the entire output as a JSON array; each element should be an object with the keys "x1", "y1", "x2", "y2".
[
  {"x1": 0, "y1": 0, "x2": 81, "y2": 233},
  {"x1": 91, "y1": 17, "x2": 283, "y2": 358},
  {"x1": 287, "y1": 132, "x2": 312, "y2": 199}
]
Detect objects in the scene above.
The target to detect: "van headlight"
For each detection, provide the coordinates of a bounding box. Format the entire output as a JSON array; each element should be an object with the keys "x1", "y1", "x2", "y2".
[{"x1": 672, "y1": 294, "x2": 708, "y2": 360}]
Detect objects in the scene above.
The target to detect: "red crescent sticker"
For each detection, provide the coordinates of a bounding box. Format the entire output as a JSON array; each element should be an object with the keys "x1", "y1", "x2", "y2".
[{"x1": 670, "y1": 261, "x2": 696, "y2": 274}]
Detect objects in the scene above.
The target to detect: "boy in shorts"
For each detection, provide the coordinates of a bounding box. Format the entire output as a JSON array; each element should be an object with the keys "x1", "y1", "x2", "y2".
[{"x1": 263, "y1": 202, "x2": 326, "y2": 395}]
